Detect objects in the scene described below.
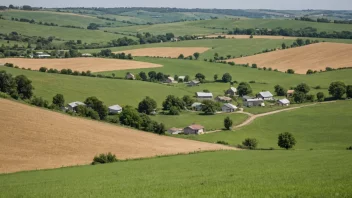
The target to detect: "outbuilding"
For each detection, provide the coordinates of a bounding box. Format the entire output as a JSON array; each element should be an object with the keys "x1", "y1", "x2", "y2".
[
  {"x1": 244, "y1": 98, "x2": 264, "y2": 107},
  {"x1": 196, "y1": 92, "x2": 213, "y2": 99},
  {"x1": 108, "y1": 105, "x2": 123, "y2": 114},
  {"x1": 216, "y1": 96, "x2": 232, "y2": 102},
  {"x1": 191, "y1": 102, "x2": 203, "y2": 111},
  {"x1": 257, "y1": 91, "x2": 274, "y2": 100},
  {"x1": 188, "y1": 80, "x2": 200, "y2": 87},
  {"x1": 67, "y1": 101, "x2": 86, "y2": 111},
  {"x1": 125, "y1": 73, "x2": 135, "y2": 80},
  {"x1": 184, "y1": 124, "x2": 205, "y2": 135},
  {"x1": 167, "y1": 127, "x2": 183, "y2": 135},
  {"x1": 222, "y1": 103, "x2": 238, "y2": 112},
  {"x1": 226, "y1": 87, "x2": 237, "y2": 96},
  {"x1": 278, "y1": 98, "x2": 290, "y2": 106}
]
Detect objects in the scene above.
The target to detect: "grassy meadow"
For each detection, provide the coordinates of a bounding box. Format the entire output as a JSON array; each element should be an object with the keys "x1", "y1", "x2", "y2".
[
  {"x1": 0, "y1": 150, "x2": 351, "y2": 197},
  {"x1": 82, "y1": 38, "x2": 295, "y2": 59},
  {"x1": 0, "y1": 67, "x2": 192, "y2": 107},
  {"x1": 192, "y1": 101, "x2": 352, "y2": 150},
  {"x1": 151, "y1": 112, "x2": 248, "y2": 131},
  {"x1": 0, "y1": 19, "x2": 134, "y2": 44},
  {"x1": 0, "y1": 10, "x2": 130, "y2": 27}
]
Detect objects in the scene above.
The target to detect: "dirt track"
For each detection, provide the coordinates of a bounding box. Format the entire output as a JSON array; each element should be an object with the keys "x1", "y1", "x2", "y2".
[
  {"x1": 0, "y1": 58, "x2": 162, "y2": 72},
  {"x1": 229, "y1": 42, "x2": 352, "y2": 74},
  {"x1": 206, "y1": 35, "x2": 297, "y2": 40},
  {"x1": 114, "y1": 47, "x2": 210, "y2": 58},
  {"x1": 0, "y1": 99, "x2": 234, "y2": 173}
]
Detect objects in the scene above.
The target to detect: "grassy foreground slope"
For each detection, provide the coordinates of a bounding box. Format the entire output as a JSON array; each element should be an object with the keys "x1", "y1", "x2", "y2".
[
  {"x1": 0, "y1": 19, "x2": 132, "y2": 44},
  {"x1": 0, "y1": 150, "x2": 351, "y2": 197},
  {"x1": 194, "y1": 101, "x2": 352, "y2": 150},
  {"x1": 0, "y1": 67, "x2": 191, "y2": 107}
]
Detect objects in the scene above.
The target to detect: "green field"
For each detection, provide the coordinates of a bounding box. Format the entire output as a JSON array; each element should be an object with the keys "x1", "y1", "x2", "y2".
[
  {"x1": 188, "y1": 18, "x2": 352, "y2": 32},
  {"x1": 0, "y1": 10, "x2": 130, "y2": 27},
  {"x1": 0, "y1": 67, "x2": 192, "y2": 107},
  {"x1": 192, "y1": 101, "x2": 352, "y2": 150},
  {"x1": 0, "y1": 150, "x2": 351, "y2": 197},
  {"x1": 99, "y1": 57, "x2": 352, "y2": 98},
  {"x1": 0, "y1": 19, "x2": 134, "y2": 44},
  {"x1": 82, "y1": 38, "x2": 295, "y2": 59},
  {"x1": 151, "y1": 112, "x2": 248, "y2": 131}
]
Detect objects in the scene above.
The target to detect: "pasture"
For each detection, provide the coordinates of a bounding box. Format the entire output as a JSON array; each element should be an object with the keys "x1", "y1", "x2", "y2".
[
  {"x1": 114, "y1": 47, "x2": 210, "y2": 58},
  {"x1": 0, "y1": 67, "x2": 193, "y2": 107},
  {"x1": 0, "y1": 150, "x2": 351, "y2": 197},
  {"x1": 0, "y1": 99, "x2": 232, "y2": 173},
  {"x1": 193, "y1": 101, "x2": 352, "y2": 150},
  {"x1": 0, "y1": 58, "x2": 162, "y2": 72},
  {"x1": 151, "y1": 112, "x2": 249, "y2": 131},
  {"x1": 0, "y1": 10, "x2": 130, "y2": 27},
  {"x1": 0, "y1": 19, "x2": 133, "y2": 44},
  {"x1": 230, "y1": 42, "x2": 352, "y2": 74},
  {"x1": 83, "y1": 38, "x2": 295, "y2": 60}
]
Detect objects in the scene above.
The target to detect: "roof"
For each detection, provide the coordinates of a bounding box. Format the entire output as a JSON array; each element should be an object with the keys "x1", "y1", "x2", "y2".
[
  {"x1": 190, "y1": 80, "x2": 200, "y2": 84},
  {"x1": 223, "y1": 103, "x2": 237, "y2": 109},
  {"x1": 229, "y1": 87, "x2": 237, "y2": 92},
  {"x1": 217, "y1": 96, "x2": 232, "y2": 101},
  {"x1": 259, "y1": 91, "x2": 273, "y2": 98},
  {"x1": 186, "y1": 124, "x2": 204, "y2": 130},
  {"x1": 242, "y1": 95, "x2": 253, "y2": 100},
  {"x1": 191, "y1": 102, "x2": 203, "y2": 107},
  {"x1": 68, "y1": 101, "x2": 85, "y2": 108},
  {"x1": 168, "y1": 127, "x2": 182, "y2": 132},
  {"x1": 287, "y1": 90, "x2": 295, "y2": 94},
  {"x1": 196, "y1": 92, "x2": 213, "y2": 97},
  {"x1": 108, "y1": 105, "x2": 122, "y2": 111},
  {"x1": 167, "y1": 77, "x2": 174, "y2": 81},
  {"x1": 246, "y1": 98, "x2": 264, "y2": 102},
  {"x1": 178, "y1": 76, "x2": 185, "y2": 79},
  {"x1": 279, "y1": 99, "x2": 290, "y2": 104}
]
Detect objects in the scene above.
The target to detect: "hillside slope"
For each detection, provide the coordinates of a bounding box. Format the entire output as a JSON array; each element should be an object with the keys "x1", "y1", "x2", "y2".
[{"x1": 0, "y1": 99, "x2": 232, "y2": 173}]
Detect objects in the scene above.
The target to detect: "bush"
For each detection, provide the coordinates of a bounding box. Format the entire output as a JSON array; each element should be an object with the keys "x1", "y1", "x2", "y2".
[
  {"x1": 347, "y1": 146, "x2": 352, "y2": 150},
  {"x1": 224, "y1": 116, "x2": 233, "y2": 130},
  {"x1": 317, "y1": 92, "x2": 325, "y2": 102},
  {"x1": 287, "y1": 69, "x2": 295, "y2": 74},
  {"x1": 221, "y1": 73, "x2": 232, "y2": 83},
  {"x1": 169, "y1": 106, "x2": 180, "y2": 115},
  {"x1": 242, "y1": 138, "x2": 258, "y2": 149},
  {"x1": 92, "y1": 152, "x2": 118, "y2": 165},
  {"x1": 216, "y1": 141, "x2": 229, "y2": 145},
  {"x1": 278, "y1": 132, "x2": 296, "y2": 150},
  {"x1": 30, "y1": 96, "x2": 49, "y2": 108},
  {"x1": 328, "y1": 81, "x2": 346, "y2": 99},
  {"x1": 306, "y1": 94, "x2": 315, "y2": 102},
  {"x1": 274, "y1": 85, "x2": 287, "y2": 96},
  {"x1": 39, "y1": 67, "x2": 47, "y2": 72}
]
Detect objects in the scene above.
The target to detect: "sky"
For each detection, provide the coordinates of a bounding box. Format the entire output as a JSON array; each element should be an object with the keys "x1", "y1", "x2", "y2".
[{"x1": 1, "y1": 0, "x2": 352, "y2": 10}]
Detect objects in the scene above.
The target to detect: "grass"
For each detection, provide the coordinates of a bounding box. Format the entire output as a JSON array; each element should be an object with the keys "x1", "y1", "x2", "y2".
[
  {"x1": 189, "y1": 18, "x2": 352, "y2": 33},
  {"x1": 98, "y1": 57, "x2": 352, "y2": 98},
  {"x1": 151, "y1": 111, "x2": 248, "y2": 131},
  {"x1": 192, "y1": 101, "x2": 352, "y2": 150},
  {"x1": 0, "y1": 19, "x2": 135, "y2": 44},
  {"x1": 0, "y1": 67, "x2": 192, "y2": 107},
  {"x1": 0, "y1": 10, "x2": 130, "y2": 27},
  {"x1": 82, "y1": 38, "x2": 295, "y2": 60},
  {"x1": 0, "y1": 150, "x2": 351, "y2": 197}
]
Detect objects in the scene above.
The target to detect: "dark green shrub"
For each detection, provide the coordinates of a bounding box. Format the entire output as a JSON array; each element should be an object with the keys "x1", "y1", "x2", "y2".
[
  {"x1": 216, "y1": 141, "x2": 229, "y2": 145},
  {"x1": 92, "y1": 152, "x2": 118, "y2": 165},
  {"x1": 242, "y1": 138, "x2": 258, "y2": 149},
  {"x1": 39, "y1": 67, "x2": 47, "y2": 72},
  {"x1": 347, "y1": 146, "x2": 352, "y2": 150}
]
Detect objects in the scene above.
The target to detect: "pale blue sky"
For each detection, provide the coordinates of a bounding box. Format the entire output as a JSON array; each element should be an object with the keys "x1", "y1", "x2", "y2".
[{"x1": 1, "y1": 0, "x2": 352, "y2": 10}]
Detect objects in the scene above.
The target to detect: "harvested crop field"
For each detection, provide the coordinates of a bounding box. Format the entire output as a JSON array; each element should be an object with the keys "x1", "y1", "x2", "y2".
[
  {"x1": 206, "y1": 35, "x2": 297, "y2": 40},
  {"x1": 114, "y1": 47, "x2": 210, "y2": 58},
  {"x1": 0, "y1": 99, "x2": 233, "y2": 173},
  {"x1": 229, "y1": 42, "x2": 352, "y2": 74},
  {"x1": 0, "y1": 58, "x2": 162, "y2": 72}
]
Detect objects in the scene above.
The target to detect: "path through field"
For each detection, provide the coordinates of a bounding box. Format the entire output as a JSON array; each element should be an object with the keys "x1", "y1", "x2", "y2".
[{"x1": 0, "y1": 99, "x2": 235, "y2": 173}]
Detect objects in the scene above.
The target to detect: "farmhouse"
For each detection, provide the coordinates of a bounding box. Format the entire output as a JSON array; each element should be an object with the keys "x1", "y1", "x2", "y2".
[
  {"x1": 287, "y1": 90, "x2": 295, "y2": 97},
  {"x1": 222, "y1": 103, "x2": 238, "y2": 112},
  {"x1": 215, "y1": 96, "x2": 232, "y2": 102},
  {"x1": 167, "y1": 127, "x2": 183, "y2": 135},
  {"x1": 188, "y1": 80, "x2": 200, "y2": 87},
  {"x1": 184, "y1": 124, "x2": 205, "y2": 135},
  {"x1": 243, "y1": 98, "x2": 264, "y2": 107},
  {"x1": 67, "y1": 101, "x2": 86, "y2": 111},
  {"x1": 226, "y1": 87, "x2": 237, "y2": 96},
  {"x1": 196, "y1": 92, "x2": 213, "y2": 99},
  {"x1": 34, "y1": 52, "x2": 51, "y2": 58},
  {"x1": 178, "y1": 76, "x2": 185, "y2": 81},
  {"x1": 171, "y1": 37, "x2": 179, "y2": 42},
  {"x1": 278, "y1": 98, "x2": 290, "y2": 106},
  {"x1": 108, "y1": 105, "x2": 122, "y2": 114},
  {"x1": 191, "y1": 102, "x2": 203, "y2": 111},
  {"x1": 125, "y1": 73, "x2": 135, "y2": 80},
  {"x1": 257, "y1": 91, "x2": 274, "y2": 100}
]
